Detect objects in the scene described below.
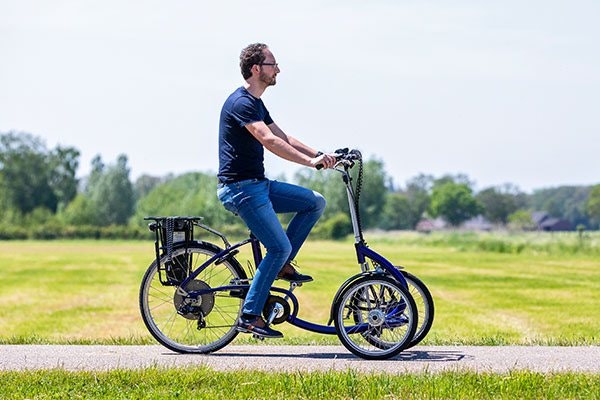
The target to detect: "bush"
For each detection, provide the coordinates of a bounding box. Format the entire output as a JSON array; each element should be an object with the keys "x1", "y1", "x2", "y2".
[
  {"x1": 312, "y1": 213, "x2": 352, "y2": 240},
  {"x1": 0, "y1": 224, "x2": 151, "y2": 240},
  {"x1": 0, "y1": 225, "x2": 28, "y2": 240}
]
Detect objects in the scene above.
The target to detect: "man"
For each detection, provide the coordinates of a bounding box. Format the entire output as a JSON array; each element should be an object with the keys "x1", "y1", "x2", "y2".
[{"x1": 217, "y1": 43, "x2": 336, "y2": 338}]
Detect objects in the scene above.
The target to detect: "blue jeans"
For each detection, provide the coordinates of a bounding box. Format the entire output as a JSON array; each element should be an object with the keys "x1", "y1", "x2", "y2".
[{"x1": 217, "y1": 179, "x2": 326, "y2": 316}]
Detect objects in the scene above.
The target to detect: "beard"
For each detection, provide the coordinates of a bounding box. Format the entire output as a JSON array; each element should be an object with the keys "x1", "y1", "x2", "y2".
[{"x1": 259, "y1": 71, "x2": 277, "y2": 86}]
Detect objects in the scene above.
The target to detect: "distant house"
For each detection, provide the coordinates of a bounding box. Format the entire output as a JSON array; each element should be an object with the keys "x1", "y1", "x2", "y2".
[
  {"x1": 531, "y1": 211, "x2": 573, "y2": 231},
  {"x1": 415, "y1": 216, "x2": 492, "y2": 232},
  {"x1": 461, "y1": 215, "x2": 493, "y2": 231},
  {"x1": 415, "y1": 217, "x2": 446, "y2": 233}
]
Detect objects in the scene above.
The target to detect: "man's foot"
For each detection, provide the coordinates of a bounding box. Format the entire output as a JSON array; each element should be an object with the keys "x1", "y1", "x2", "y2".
[
  {"x1": 236, "y1": 315, "x2": 283, "y2": 338},
  {"x1": 277, "y1": 261, "x2": 313, "y2": 283}
]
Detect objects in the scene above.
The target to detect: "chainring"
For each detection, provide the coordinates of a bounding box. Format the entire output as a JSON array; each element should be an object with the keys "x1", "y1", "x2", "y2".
[{"x1": 262, "y1": 295, "x2": 291, "y2": 325}]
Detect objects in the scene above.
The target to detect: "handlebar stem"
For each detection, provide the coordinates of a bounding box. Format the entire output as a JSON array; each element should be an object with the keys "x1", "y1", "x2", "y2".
[{"x1": 334, "y1": 165, "x2": 364, "y2": 244}]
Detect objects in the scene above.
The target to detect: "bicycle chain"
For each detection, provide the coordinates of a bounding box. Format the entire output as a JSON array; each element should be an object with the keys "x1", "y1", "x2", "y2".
[
  {"x1": 354, "y1": 159, "x2": 364, "y2": 237},
  {"x1": 165, "y1": 217, "x2": 174, "y2": 265}
]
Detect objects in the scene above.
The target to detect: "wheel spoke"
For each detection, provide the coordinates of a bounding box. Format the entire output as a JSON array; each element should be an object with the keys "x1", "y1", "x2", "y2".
[
  {"x1": 334, "y1": 276, "x2": 417, "y2": 360},
  {"x1": 140, "y1": 244, "x2": 245, "y2": 354}
]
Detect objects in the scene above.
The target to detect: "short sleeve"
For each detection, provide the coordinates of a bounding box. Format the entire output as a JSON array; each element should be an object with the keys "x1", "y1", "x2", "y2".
[
  {"x1": 231, "y1": 97, "x2": 261, "y2": 128},
  {"x1": 263, "y1": 110, "x2": 273, "y2": 125},
  {"x1": 230, "y1": 96, "x2": 273, "y2": 127}
]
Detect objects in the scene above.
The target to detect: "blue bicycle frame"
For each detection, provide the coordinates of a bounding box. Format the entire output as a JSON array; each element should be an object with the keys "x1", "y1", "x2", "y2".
[{"x1": 177, "y1": 161, "x2": 409, "y2": 336}]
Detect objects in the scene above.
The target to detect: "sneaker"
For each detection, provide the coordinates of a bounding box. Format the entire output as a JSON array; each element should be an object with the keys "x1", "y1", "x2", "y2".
[
  {"x1": 236, "y1": 315, "x2": 283, "y2": 339},
  {"x1": 277, "y1": 261, "x2": 313, "y2": 283}
]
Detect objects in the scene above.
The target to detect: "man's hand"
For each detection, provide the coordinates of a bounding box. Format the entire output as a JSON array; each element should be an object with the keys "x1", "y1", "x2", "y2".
[{"x1": 311, "y1": 153, "x2": 337, "y2": 170}]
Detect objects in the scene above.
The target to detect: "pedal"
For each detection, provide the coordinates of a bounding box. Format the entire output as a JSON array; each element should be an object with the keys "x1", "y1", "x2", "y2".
[
  {"x1": 229, "y1": 289, "x2": 246, "y2": 299},
  {"x1": 252, "y1": 334, "x2": 265, "y2": 341}
]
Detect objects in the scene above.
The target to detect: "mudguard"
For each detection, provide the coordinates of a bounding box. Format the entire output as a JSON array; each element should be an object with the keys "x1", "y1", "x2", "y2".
[{"x1": 327, "y1": 270, "x2": 386, "y2": 326}]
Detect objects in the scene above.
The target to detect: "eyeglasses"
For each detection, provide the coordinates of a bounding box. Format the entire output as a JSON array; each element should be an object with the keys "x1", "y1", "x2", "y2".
[{"x1": 259, "y1": 62, "x2": 279, "y2": 68}]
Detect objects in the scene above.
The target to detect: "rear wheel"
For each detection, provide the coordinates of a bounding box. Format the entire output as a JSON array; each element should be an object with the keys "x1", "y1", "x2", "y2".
[
  {"x1": 333, "y1": 275, "x2": 417, "y2": 360},
  {"x1": 139, "y1": 242, "x2": 246, "y2": 353},
  {"x1": 402, "y1": 271, "x2": 434, "y2": 348},
  {"x1": 354, "y1": 272, "x2": 434, "y2": 350}
]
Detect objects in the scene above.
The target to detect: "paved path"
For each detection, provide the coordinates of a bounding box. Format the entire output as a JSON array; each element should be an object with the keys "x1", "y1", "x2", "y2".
[{"x1": 1, "y1": 345, "x2": 599, "y2": 374}]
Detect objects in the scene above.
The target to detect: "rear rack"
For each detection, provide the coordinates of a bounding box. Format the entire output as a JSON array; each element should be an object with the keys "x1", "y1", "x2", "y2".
[
  {"x1": 144, "y1": 216, "x2": 203, "y2": 285},
  {"x1": 144, "y1": 216, "x2": 237, "y2": 285}
]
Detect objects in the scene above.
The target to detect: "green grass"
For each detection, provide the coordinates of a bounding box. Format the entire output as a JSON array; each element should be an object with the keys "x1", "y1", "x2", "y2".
[
  {"x1": 1, "y1": 233, "x2": 599, "y2": 399},
  {"x1": 0, "y1": 233, "x2": 599, "y2": 345},
  {"x1": 1, "y1": 368, "x2": 599, "y2": 399}
]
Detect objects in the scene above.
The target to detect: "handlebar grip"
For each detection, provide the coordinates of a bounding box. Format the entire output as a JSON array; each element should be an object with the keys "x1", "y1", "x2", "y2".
[{"x1": 315, "y1": 148, "x2": 360, "y2": 170}]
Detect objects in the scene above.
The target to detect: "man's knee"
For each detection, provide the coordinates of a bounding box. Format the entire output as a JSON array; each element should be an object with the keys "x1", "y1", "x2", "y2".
[
  {"x1": 269, "y1": 237, "x2": 293, "y2": 260},
  {"x1": 313, "y1": 191, "x2": 327, "y2": 213}
]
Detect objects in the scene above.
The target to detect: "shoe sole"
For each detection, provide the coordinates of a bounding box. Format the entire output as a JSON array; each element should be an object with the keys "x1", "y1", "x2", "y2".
[
  {"x1": 236, "y1": 326, "x2": 283, "y2": 339},
  {"x1": 277, "y1": 277, "x2": 314, "y2": 283}
]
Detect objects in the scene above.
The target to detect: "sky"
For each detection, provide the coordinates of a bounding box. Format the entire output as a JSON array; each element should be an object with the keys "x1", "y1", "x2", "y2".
[{"x1": 1, "y1": 0, "x2": 599, "y2": 193}]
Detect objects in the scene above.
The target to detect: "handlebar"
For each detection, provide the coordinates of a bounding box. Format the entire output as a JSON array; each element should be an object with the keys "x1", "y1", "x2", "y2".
[{"x1": 316, "y1": 148, "x2": 362, "y2": 170}]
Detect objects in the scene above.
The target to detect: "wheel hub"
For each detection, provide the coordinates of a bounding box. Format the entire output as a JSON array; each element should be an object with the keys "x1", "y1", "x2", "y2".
[
  {"x1": 173, "y1": 280, "x2": 214, "y2": 320},
  {"x1": 367, "y1": 309, "x2": 385, "y2": 327}
]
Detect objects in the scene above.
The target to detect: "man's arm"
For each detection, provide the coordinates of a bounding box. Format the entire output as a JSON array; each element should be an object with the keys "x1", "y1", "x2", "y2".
[
  {"x1": 267, "y1": 122, "x2": 318, "y2": 158},
  {"x1": 245, "y1": 121, "x2": 335, "y2": 169}
]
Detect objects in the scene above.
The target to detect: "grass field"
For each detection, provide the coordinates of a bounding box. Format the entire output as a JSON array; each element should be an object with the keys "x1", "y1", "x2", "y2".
[
  {"x1": 1, "y1": 368, "x2": 599, "y2": 400},
  {"x1": 1, "y1": 232, "x2": 599, "y2": 345},
  {"x1": 1, "y1": 232, "x2": 599, "y2": 399}
]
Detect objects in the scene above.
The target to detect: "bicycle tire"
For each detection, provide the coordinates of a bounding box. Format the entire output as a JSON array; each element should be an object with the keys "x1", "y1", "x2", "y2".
[
  {"x1": 333, "y1": 275, "x2": 417, "y2": 360},
  {"x1": 357, "y1": 271, "x2": 434, "y2": 350},
  {"x1": 401, "y1": 271, "x2": 434, "y2": 348},
  {"x1": 139, "y1": 241, "x2": 246, "y2": 354}
]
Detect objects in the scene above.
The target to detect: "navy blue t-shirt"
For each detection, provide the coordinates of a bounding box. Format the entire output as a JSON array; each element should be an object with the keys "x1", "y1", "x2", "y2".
[{"x1": 218, "y1": 87, "x2": 274, "y2": 184}]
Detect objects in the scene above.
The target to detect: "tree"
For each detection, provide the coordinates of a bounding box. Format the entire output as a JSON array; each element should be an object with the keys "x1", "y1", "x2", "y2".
[
  {"x1": 134, "y1": 174, "x2": 168, "y2": 202},
  {"x1": 507, "y1": 210, "x2": 535, "y2": 231},
  {"x1": 59, "y1": 194, "x2": 96, "y2": 225},
  {"x1": 429, "y1": 182, "x2": 482, "y2": 226},
  {"x1": 402, "y1": 173, "x2": 433, "y2": 228},
  {"x1": 0, "y1": 131, "x2": 79, "y2": 214},
  {"x1": 476, "y1": 184, "x2": 523, "y2": 224},
  {"x1": 87, "y1": 154, "x2": 135, "y2": 225},
  {"x1": 295, "y1": 157, "x2": 389, "y2": 230},
  {"x1": 529, "y1": 186, "x2": 592, "y2": 228},
  {"x1": 86, "y1": 155, "x2": 105, "y2": 194},
  {"x1": 380, "y1": 173, "x2": 435, "y2": 230},
  {"x1": 355, "y1": 158, "x2": 388, "y2": 229},
  {"x1": 1, "y1": 132, "x2": 55, "y2": 214},
  {"x1": 47, "y1": 146, "x2": 80, "y2": 211},
  {"x1": 587, "y1": 184, "x2": 600, "y2": 227},
  {"x1": 132, "y1": 171, "x2": 240, "y2": 229},
  {"x1": 294, "y1": 167, "x2": 348, "y2": 220},
  {"x1": 380, "y1": 192, "x2": 413, "y2": 230},
  {"x1": 433, "y1": 173, "x2": 474, "y2": 188}
]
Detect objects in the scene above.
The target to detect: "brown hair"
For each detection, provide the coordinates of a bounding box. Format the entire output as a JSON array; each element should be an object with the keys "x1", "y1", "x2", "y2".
[{"x1": 239, "y1": 43, "x2": 268, "y2": 79}]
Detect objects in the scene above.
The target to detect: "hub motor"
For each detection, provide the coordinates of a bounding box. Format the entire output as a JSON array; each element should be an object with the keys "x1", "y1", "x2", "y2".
[{"x1": 173, "y1": 280, "x2": 214, "y2": 320}]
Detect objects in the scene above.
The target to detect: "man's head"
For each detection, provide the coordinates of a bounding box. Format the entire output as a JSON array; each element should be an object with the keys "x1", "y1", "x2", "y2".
[{"x1": 240, "y1": 43, "x2": 280, "y2": 86}]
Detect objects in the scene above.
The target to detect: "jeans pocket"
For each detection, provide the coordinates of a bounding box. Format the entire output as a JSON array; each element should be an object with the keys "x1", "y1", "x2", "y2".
[{"x1": 217, "y1": 186, "x2": 239, "y2": 215}]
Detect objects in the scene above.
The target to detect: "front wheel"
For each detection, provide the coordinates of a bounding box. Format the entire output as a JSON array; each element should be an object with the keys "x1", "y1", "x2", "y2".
[
  {"x1": 333, "y1": 275, "x2": 417, "y2": 360},
  {"x1": 139, "y1": 242, "x2": 246, "y2": 353}
]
